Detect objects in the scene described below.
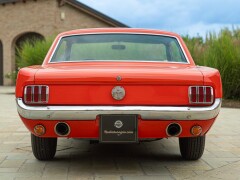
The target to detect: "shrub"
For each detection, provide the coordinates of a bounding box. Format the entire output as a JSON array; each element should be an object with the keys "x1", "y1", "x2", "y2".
[
  {"x1": 16, "y1": 37, "x2": 54, "y2": 68},
  {"x1": 5, "y1": 37, "x2": 54, "y2": 83}
]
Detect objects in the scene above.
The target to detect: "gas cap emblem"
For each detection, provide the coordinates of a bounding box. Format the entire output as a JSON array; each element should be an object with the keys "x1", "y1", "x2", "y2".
[
  {"x1": 114, "y1": 120, "x2": 123, "y2": 129},
  {"x1": 116, "y1": 76, "x2": 122, "y2": 81},
  {"x1": 111, "y1": 86, "x2": 125, "y2": 100}
]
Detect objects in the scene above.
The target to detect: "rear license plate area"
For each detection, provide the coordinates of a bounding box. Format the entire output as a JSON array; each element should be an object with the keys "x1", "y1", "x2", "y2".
[{"x1": 100, "y1": 115, "x2": 137, "y2": 143}]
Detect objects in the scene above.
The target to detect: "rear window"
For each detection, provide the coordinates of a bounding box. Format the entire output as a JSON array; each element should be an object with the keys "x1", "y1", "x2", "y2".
[{"x1": 51, "y1": 34, "x2": 188, "y2": 63}]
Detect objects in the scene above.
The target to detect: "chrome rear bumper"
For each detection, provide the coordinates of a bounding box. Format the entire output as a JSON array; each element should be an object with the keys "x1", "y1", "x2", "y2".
[{"x1": 16, "y1": 98, "x2": 221, "y2": 121}]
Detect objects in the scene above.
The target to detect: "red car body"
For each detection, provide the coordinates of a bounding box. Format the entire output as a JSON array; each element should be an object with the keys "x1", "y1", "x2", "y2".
[{"x1": 16, "y1": 28, "x2": 222, "y2": 160}]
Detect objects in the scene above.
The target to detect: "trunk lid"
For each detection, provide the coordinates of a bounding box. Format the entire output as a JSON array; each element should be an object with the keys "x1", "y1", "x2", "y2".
[{"x1": 34, "y1": 62, "x2": 203, "y2": 105}]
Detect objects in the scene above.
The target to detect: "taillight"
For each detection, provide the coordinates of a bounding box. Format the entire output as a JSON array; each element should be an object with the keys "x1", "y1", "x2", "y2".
[
  {"x1": 189, "y1": 86, "x2": 213, "y2": 104},
  {"x1": 24, "y1": 85, "x2": 49, "y2": 104},
  {"x1": 26, "y1": 86, "x2": 32, "y2": 102}
]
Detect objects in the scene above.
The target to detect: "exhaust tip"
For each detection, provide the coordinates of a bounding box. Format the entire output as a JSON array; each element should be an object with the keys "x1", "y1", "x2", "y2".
[
  {"x1": 166, "y1": 123, "x2": 182, "y2": 137},
  {"x1": 54, "y1": 122, "x2": 70, "y2": 136}
]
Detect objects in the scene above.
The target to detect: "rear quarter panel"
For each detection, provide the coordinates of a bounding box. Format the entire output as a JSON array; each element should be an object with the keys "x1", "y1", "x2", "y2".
[
  {"x1": 198, "y1": 66, "x2": 222, "y2": 98},
  {"x1": 15, "y1": 66, "x2": 40, "y2": 97}
]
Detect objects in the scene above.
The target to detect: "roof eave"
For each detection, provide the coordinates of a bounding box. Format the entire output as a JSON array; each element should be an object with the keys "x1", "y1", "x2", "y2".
[{"x1": 60, "y1": 0, "x2": 129, "y2": 27}]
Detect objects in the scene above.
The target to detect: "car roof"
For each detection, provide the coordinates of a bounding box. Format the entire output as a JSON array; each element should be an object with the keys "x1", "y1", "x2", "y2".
[{"x1": 58, "y1": 28, "x2": 181, "y2": 38}]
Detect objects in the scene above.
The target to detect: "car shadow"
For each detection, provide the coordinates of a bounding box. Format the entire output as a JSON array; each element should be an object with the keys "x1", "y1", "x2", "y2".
[{"x1": 53, "y1": 138, "x2": 184, "y2": 163}]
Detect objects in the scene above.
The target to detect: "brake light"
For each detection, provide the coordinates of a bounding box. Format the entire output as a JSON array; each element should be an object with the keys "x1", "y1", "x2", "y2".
[
  {"x1": 26, "y1": 86, "x2": 32, "y2": 102},
  {"x1": 198, "y1": 87, "x2": 204, "y2": 103},
  {"x1": 189, "y1": 86, "x2": 213, "y2": 104},
  {"x1": 41, "y1": 86, "x2": 47, "y2": 102},
  {"x1": 33, "y1": 86, "x2": 39, "y2": 102},
  {"x1": 24, "y1": 85, "x2": 49, "y2": 104}
]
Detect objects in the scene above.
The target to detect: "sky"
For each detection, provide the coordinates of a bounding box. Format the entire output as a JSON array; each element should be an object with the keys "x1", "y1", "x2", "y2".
[{"x1": 79, "y1": 0, "x2": 240, "y2": 37}]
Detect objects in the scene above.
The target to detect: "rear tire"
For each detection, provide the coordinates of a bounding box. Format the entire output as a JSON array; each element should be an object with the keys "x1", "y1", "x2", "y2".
[
  {"x1": 179, "y1": 136, "x2": 205, "y2": 160},
  {"x1": 31, "y1": 134, "x2": 57, "y2": 160}
]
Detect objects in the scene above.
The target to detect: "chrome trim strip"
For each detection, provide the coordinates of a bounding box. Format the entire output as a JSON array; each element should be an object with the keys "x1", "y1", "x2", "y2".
[
  {"x1": 211, "y1": 87, "x2": 214, "y2": 104},
  {"x1": 188, "y1": 86, "x2": 192, "y2": 104},
  {"x1": 46, "y1": 86, "x2": 49, "y2": 103},
  {"x1": 16, "y1": 98, "x2": 222, "y2": 121},
  {"x1": 196, "y1": 86, "x2": 199, "y2": 102},
  {"x1": 31, "y1": 86, "x2": 34, "y2": 103},
  {"x1": 24, "y1": 86, "x2": 28, "y2": 103},
  {"x1": 49, "y1": 60, "x2": 189, "y2": 64}
]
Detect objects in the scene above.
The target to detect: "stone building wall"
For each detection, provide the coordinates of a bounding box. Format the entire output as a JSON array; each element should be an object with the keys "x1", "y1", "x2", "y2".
[{"x1": 0, "y1": 0, "x2": 117, "y2": 85}]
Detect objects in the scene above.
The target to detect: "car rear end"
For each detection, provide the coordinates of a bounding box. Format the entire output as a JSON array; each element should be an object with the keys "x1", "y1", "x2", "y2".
[
  {"x1": 15, "y1": 28, "x2": 222, "y2": 160},
  {"x1": 16, "y1": 63, "x2": 221, "y2": 139}
]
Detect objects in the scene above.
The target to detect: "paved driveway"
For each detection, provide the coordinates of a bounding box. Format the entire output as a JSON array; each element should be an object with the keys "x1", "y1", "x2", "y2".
[{"x1": 0, "y1": 86, "x2": 240, "y2": 180}]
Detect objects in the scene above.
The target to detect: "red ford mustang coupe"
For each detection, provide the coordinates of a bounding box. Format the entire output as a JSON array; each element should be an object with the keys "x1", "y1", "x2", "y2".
[{"x1": 16, "y1": 28, "x2": 222, "y2": 161}]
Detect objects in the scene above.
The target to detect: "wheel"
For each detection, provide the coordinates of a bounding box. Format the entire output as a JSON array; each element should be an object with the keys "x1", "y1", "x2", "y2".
[
  {"x1": 179, "y1": 136, "x2": 205, "y2": 160},
  {"x1": 31, "y1": 134, "x2": 57, "y2": 160}
]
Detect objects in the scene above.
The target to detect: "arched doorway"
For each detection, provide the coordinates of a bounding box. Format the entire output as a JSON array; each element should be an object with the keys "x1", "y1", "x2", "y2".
[
  {"x1": 15, "y1": 32, "x2": 44, "y2": 70},
  {"x1": 0, "y1": 40, "x2": 3, "y2": 85}
]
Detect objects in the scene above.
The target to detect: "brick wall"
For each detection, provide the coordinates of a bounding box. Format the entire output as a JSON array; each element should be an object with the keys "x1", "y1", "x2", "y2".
[{"x1": 0, "y1": 0, "x2": 112, "y2": 85}]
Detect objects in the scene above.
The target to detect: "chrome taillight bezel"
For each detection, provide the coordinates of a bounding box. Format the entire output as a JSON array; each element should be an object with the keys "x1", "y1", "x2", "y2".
[
  {"x1": 189, "y1": 86, "x2": 214, "y2": 104},
  {"x1": 24, "y1": 85, "x2": 49, "y2": 104}
]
